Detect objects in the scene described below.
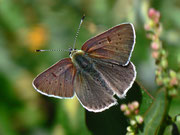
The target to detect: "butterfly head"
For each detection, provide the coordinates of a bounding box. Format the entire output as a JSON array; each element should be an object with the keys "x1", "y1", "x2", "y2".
[{"x1": 70, "y1": 49, "x2": 84, "y2": 60}]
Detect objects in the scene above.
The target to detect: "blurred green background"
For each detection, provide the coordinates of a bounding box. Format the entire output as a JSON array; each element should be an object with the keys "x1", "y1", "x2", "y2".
[{"x1": 0, "y1": 0, "x2": 180, "y2": 135}]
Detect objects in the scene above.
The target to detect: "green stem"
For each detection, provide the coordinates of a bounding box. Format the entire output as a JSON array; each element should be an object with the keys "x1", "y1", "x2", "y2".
[{"x1": 158, "y1": 89, "x2": 172, "y2": 134}]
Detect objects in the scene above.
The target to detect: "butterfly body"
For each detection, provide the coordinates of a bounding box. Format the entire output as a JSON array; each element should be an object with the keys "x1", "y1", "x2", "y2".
[
  {"x1": 71, "y1": 50, "x2": 92, "y2": 72},
  {"x1": 33, "y1": 23, "x2": 136, "y2": 112},
  {"x1": 71, "y1": 49, "x2": 110, "y2": 94}
]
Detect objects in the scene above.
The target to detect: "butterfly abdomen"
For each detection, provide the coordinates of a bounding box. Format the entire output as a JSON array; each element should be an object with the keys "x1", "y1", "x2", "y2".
[
  {"x1": 78, "y1": 56, "x2": 92, "y2": 71},
  {"x1": 72, "y1": 51, "x2": 114, "y2": 95}
]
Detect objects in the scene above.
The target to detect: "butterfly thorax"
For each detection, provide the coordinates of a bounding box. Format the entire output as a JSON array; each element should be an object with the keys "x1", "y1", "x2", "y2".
[
  {"x1": 70, "y1": 49, "x2": 84, "y2": 59},
  {"x1": 70, "y1": 49, "x2": 93, "y2": 72},
  {"x1": 70, "y1": 49, "x2": 110, "y2": 92}
]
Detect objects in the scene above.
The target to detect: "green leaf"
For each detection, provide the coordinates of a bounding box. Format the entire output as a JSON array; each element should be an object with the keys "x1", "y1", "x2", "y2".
[
  {"x1": 139, "y1": 88, "x2": 166, "y2": 135},
  {"x1": 137, "y1": 82, "x2": 154, "y2": 115},
  {"x1": 85, "y1": 82, "x2": 153, "y2": 135},
  {"x1": 163, "y1": 125, "x2": 172, "y2": 135}
]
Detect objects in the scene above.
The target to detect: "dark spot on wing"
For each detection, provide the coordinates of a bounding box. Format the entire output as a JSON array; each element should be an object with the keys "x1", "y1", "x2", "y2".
[
  {"x1": 52, "y1": 72, "x2": 57, "y2": 77},
  {"x1": 107, "y1": 36, "x2": 111, "y2": 43}
]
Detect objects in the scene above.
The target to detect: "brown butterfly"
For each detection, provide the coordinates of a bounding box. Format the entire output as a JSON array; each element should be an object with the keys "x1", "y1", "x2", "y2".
[{"x1": 32, "y1": 18, "x2": 136, "y2": 112}]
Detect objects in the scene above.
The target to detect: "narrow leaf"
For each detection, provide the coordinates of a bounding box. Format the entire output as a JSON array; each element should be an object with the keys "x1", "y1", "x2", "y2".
[{"x1": 139, "y1": 88, "x2": 166, "y2": 135}]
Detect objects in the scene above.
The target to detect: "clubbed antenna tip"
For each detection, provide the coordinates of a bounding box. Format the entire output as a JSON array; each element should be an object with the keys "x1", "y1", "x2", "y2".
[
  {"x1": 72, "y1": 14, "x2": 85, "y2": 49},
  {"x1": 82, "y1": 14, "x2": 85, "y2": 20},
  {"x1": 36, "y1": 49, "x2": 41, "y2": 52}
]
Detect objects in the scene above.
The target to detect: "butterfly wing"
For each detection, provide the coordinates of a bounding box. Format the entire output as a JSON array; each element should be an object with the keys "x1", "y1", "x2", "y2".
[
  {"x1": 33, "y1": 58, "x2": 76, "y2": 98},
  {"x1": 93, "y1": 60, "x2": 136, "y2": 98},
  {"x1": 74, "y1": 71, "x2": 117, "y2": 112},
  {"x1": 81, "y1": 23, "x2": 135, "y2": 66}
]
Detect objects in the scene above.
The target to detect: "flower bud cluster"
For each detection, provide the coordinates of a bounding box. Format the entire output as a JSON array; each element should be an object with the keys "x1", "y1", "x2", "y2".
[
  {"x1": 144, "y1": 8, "x2": 179, "y2": 97},
  {"x1": 121, "y1": 101, "x2": 143, "y2": 134}
]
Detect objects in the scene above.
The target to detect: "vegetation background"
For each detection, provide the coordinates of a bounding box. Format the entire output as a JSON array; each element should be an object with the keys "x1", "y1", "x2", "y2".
[{"x1": 0, "y1": 0, "x2": 180, "y2": 135}]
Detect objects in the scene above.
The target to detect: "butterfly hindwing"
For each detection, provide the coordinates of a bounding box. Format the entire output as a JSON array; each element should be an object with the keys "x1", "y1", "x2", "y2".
[
  {"x1": 33, "y1": 58, "x2": 76, "y2": 98},
  {"x1": 81, "y1": 23, "x2": 135, "y2": 66},
  {"x1": 93, "y1": 60, "x2": 136, "y2": 98},
  {"x1": 74, "y1": 71, "x2": 117, "y2": 112}
]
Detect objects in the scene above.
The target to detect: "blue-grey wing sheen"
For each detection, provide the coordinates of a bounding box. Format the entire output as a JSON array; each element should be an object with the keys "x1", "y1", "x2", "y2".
[
  {"x1": 93, "y1": 60, "x2": 136, "y2": 98},
  {"x1": 72, "y1": 54, "x2": 116, "y2": 112},
  {"x1": 74, "y1": 71, "x2": 117, "y2": 112},
  {"x1": 72, "y1": 52, "x2": 136, "y2": 112}
]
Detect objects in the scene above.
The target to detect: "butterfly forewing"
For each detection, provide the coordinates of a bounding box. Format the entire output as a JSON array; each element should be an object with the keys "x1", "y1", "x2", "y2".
[
  {"x1": 93, "y1": 60, "x2": 136, "y2": 98},
  {"x1": 81, "y1": 23, "x2": 135, "y2": 66},
  {"x1": 74, "y1": 71, "x2": 117, "y2": 112},
  {"x1": 33, "y1": 58, "x2": 76, "y2": 98}
]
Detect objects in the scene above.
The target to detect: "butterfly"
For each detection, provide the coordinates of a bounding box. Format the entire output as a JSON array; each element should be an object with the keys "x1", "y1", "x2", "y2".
[{"x1": 32, "y1": 20, "x2": 136, "y2": 112}]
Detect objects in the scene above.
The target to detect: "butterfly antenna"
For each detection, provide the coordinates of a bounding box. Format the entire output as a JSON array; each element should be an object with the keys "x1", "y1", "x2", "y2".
[
  {"x1": 72, "y1": 14, "x2": 85, "y2": 50},
  {"x1": 36, "y1": 49, "x2": 69, "y2": 52}
]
